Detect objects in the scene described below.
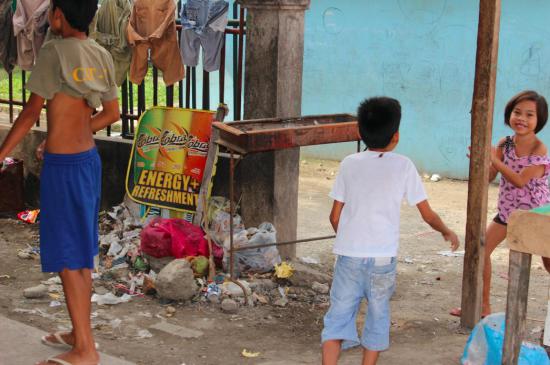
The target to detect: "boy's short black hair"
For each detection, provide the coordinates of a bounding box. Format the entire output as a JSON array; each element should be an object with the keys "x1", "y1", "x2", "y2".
[
  {"x1": 357, "y1": 97, "x2": 401, "y2": 149},
  {"x1": 52, "y1": 0, "x2": 98, "y2": 32},
  {"x1": 504, "y1": 90, "x2": 548, "y2": 134}
]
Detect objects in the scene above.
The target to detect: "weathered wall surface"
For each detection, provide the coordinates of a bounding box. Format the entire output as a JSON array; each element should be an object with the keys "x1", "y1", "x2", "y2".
[{"x1": 301, "y1": 0, "x2": 550, "y2": 178}]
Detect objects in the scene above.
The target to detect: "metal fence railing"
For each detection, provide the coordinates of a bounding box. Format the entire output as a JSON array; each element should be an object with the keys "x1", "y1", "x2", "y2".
[{"x1": 0, "y1": 1, "x2": 246, "y2": 139}]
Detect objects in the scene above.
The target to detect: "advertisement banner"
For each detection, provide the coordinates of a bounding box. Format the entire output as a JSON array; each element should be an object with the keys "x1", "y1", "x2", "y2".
[{"x1": 126, "y1": 107, "x2": 215, "y2": 213}]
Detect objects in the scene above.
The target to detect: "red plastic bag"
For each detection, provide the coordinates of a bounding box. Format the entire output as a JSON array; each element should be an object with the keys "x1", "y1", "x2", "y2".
[{"x1": 140, "y1": 218, "x2": 209, "y2": 259}]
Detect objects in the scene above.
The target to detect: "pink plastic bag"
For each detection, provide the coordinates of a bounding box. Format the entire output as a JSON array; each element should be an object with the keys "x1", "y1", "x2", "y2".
[{"x1": 140, "y1": 218, "x2": 209, "y2": 259}]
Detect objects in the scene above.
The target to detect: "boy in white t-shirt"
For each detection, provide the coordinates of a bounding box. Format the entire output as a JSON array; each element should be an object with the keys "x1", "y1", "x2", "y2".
[{"x1": 321, "y1": 97, "x2": 460, "y2": 365}]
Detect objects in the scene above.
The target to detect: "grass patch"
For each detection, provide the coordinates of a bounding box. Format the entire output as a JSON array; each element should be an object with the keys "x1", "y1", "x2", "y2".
[{"x1": 0, "y1": 67, "x2": 183, "y2": 109}]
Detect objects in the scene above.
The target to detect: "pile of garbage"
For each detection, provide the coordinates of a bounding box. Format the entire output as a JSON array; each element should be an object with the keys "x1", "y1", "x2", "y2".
[{"x1": 20, "y1": 197, "x2": 333, "y2": 313}]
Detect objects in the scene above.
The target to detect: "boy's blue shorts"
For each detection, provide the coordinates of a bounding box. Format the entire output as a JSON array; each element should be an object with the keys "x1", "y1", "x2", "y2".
[
  {"x1": 321, "y1": 255, "x2": 397, "y2": 351},
  {"x1": 39, "y1": 147, "x2": 101, "y2": 273}
]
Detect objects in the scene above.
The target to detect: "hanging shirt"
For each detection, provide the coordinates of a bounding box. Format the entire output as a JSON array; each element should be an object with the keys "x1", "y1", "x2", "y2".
[
  {"x1": 180, "y1": 0, "x2": 228, "y2": 72},
  {"x1": 91, "y1": 0, "x2": 132, "y2": 86},
  {"x1": 127, "y1": 0, "x2": 184, "y2": 86},
  {"x1": 13, "y1": 0, "x2": 50, "y2": 71},
  {"x1": 0, "y1": 0, "x2": 17, "y2": 72},
  {"x1": 26, "y1": 37, "x2": 118, "y2": 109}
]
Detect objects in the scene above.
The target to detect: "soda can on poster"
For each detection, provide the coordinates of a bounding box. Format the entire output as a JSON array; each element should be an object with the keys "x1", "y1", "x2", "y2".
[
  {"x1": 183, "y1": 111, "x2": 214, "y2": 182},
  {"x1": 134, "y1": 108, "x2": 164, "y2": 174},
  {"x1": 155, "y1": 108, "x2": 192, "y2": 173}
]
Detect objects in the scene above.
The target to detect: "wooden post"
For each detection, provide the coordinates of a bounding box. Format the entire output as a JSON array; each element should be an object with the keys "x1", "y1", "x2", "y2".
[
  {"x1": 502, "y1": 250, "x2": 532, "y2": 365},
  {"x1": 460, "y1": 0, "x2": 502, "y2": 329}
]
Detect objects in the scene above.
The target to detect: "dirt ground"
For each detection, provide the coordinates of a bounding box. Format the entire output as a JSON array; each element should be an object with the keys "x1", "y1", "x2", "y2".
[{"x1": 1, "y1": 157, "x2": 549, "y2": 365}]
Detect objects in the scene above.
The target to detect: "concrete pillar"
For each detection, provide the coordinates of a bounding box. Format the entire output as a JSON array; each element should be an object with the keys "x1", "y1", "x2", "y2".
[{"x1": 236, "y1": 0, "x2": 310, "y2": 259}]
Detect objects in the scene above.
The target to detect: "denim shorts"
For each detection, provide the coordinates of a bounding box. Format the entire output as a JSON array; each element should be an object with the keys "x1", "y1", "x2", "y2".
[{"x1": 321, "y1": 255, "x2": 397, "y2": 351}]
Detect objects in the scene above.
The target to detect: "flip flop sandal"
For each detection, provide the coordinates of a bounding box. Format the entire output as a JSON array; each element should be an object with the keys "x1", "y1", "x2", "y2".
[
  {"x1": 41, "y1": 332, "x2": 99, "y2": 350},
  {"x1": 44, "y1": 357, "x2": 101, "y2": 365}
]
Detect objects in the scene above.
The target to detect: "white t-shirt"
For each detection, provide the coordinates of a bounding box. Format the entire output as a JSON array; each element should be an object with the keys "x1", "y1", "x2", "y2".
[{"x1": 329, "y1": 150, "x2": 427, "y2": 257}]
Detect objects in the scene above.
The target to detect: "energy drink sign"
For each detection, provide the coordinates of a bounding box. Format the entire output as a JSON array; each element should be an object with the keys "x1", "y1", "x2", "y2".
[{"x1": 126, "y1": 107, "x2": 214, "y2": 213}]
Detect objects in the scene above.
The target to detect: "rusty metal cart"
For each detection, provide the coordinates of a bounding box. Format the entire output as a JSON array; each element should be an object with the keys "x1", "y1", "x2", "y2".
[{"x1": 196, "y1": 113, "x2": 361, "y2": 280}]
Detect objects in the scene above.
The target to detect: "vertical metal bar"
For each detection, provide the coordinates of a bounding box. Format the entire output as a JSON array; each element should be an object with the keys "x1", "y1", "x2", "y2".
[
  {"x1": 191, "y1": 67, "x2": 196, "y2": 109},
  {"x1": 229, "y1": 150, "x2": 235, "y2": 279},
  {"x1": 178, "y1": 80, "x2": 184, "y2": 107},
  {"x1": 202, "y1": 70, "x2": 210, "y2": 110},
  {"x1": 8, "y1": 72, "x2": 13, "y2": 123},
  {"x1": 232, "y1": 2, "x2": 238, "y2": 120},
  {"x1": 21, "y1": 71, "x2": 26, "y2": 106},
  {"x1": 129, "y1": 82, "x2": 134, "y2": 115},
  {"x1": 185, "y1": 66, "x2": 191, "y2": 108},
  {"x1": 236, "y1": 7, "x2": 245, "y2": 120},
  {"x1": 153, "y1": 67, "x2": 158, "y2": 106},
  {"x1": 129, "y1": 82, "x2": 135, "y2": 134},
  {"x1": 121, "y1": 79, "x2": 129, "y2": 138},
  {"x1": 166, "y1": 85, "x2": 174, "y2": 107},
  {"x1": 106, "y1": 124, "x2": 111, "y2": 137},
  {"x1": 220, "y1": 39, "x2": 226, "y2": 103},
  {"x1": 138, "y1": 82, "x2": 146, "y2": 116}
]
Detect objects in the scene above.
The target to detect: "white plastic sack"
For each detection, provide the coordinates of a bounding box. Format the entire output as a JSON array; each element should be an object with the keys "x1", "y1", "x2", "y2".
[{"x1": 235, "y1": 222, "x2": 281, "y2": 274}]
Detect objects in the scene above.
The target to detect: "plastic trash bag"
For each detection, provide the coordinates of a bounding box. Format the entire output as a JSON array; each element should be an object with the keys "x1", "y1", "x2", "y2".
[
  {"x1": 234, "y1": 222, "x2": 281, "y2": 274},
  {"x1": 461, "y1": 312, "x2": 550, "y2": 365},
  {"x1": 140, "y1": 218, "x2": 209, "y2": 259}
]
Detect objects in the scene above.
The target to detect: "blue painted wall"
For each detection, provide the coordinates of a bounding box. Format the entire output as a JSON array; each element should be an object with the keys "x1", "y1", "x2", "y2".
[{"x1": 301, "y1": 0, "x2": 550, "y2": 179}]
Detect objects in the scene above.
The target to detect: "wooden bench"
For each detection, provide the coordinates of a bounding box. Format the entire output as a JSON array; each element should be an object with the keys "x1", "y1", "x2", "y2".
[{"x1": 503, "y1": 204, "x2": 550, "y2": 364}]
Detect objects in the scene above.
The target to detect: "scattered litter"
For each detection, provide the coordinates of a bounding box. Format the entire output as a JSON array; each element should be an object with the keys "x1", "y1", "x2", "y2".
[
  {"x1": 136, "y1": 329, "x2": 153, "y2": 339},
  {"x1": 17, "y1": 245, "x2": 40, "y2": 259},
  {"x1": 42, "y1": 276, "x2": 62, "y2": 285},
  {"x1": 403, "y1": 257, "x2": 414, "y2": 264},
  {"x1": 274, "y1": 262, "x2": 294, "y2": 279},
  {"x1": 437, "y1": 250, "x2": 465, "y2": 257},
  {"x1": 0, "y1": 157, "x2": 16, "y2": 172},
  {"x1": 299, "y1": 256, "x2": 320, "y2": 265},
  {"x1": 91, "y1": 293, "x2": 132, "y2": 305},
  {"x1": 430, "y1": 174, "x2": 441, "y2": 182},
  {"x1": 49, "y1": 301, "x2": 62, "y2": 307},
  {"x1": 13, "y1": 308, "x2": 57, "y2": 320},
  {"x1": 241, "y1": 349, "x2": 260, "y2": 358},
  {"x1": 0, "y1": 275, "x2": 10, "y2": 279},
  {"x1": 17, "y1": 209, "x2": 40, "y2": 224},
  {"x1": 165, "y1": 306, "x2": 176, "y2": 317}
]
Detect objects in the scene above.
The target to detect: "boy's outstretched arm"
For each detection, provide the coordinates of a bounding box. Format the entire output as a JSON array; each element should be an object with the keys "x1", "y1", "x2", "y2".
[
  {"x1": 329, "y1": 200, "x2": 344, "y2": 233},
  {"x1": 0, "y1": 93, "x2": 44, "y2": 162},
  {"x1": 90, "y1": 99, "x2": 120, "y2": 132},
  {"x1": 416, "y1": 200, "x2": 460, "y2": 251}
]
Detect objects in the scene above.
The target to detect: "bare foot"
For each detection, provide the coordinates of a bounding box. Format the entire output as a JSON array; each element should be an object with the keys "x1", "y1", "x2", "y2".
[
  {"x1": 449, "y1": 307, "x2": 491, "y2": 319},
  {"x1": 36, "y1": 348, "x2": 100, "y2": 365}
]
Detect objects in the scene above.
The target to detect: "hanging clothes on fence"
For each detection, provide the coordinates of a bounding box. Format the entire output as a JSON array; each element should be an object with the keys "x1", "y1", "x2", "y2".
[
  {"x1": 180, "y1": 0, "x2": 228, "y2": 72},
  {"x1": 91, "y1": 0, "x2": 132, "y2": 86},
  {"x1": 127, "y1": 0, "x2": 184, "y2": 86},
  {"x1": 0, "y1": 0, "x2": 17, "y2": 73},
  {"x1": 13, "y1": 0, "x2": 50, "y2": 71}
]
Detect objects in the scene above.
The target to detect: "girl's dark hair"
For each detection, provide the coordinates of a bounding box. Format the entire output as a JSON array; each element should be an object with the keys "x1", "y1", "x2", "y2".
[
  {"x1": 52, "y1": 0, "x2": 98, "y2": 32},
  {"x1": 504, "y1": 90, "x2": 548, "y2": 133}
]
